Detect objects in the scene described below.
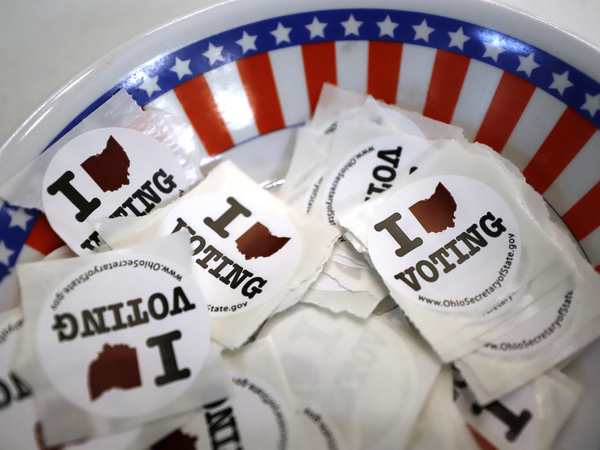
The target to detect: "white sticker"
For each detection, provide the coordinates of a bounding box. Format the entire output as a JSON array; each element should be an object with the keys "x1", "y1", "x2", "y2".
[
  {"x1": 298, "y1": 406, "x2": 344, "y2": 450},
  {"x1": 368, "y1": 175, "x2": 521, "y2": 311},
  {"x1": 303, "y1": 174, "x2": 324, "y2": 215},
  {"x1": 42, "y1": 127, "x2": 189, "y2": 254},
  {"x1": 0, "y1": 311, "x2": 38, "y2": 450},
  {"x1": 157, "y1": 193, "x2": 302, "y2": 317},
  {"x1": 159, "y1": 376, "x2": 290, "y2": 450},
  {"x1": 228, "y1": 376, "x2": 290, "y2": 449},
  {"x1": 319, "y1": 136, "x2": 433, "y2": 226},
  {"x1": 36, "y1": 255, "x2": 210, "y2": 418},
  {"x1": 481, "y1": 280, "x2": 575, "y2": 355}
]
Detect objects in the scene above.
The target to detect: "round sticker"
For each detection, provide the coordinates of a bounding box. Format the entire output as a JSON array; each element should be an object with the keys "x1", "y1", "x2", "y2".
[
  {"x1": 0, "y1": 312, "x2": 39, "y2": 450},
  {"x1": 36, "y1": 255, "x2": 210, "y2": 418},
  {"x1": 318, "y1": 135, "x2": 434, "y2": 226},
  {"x1": 481, "y1": 279, "x2": 575, "y2": 355},
  {"x1": 368, "y1": 175, "x2": 521, "y2": 311},
  {"x1": 303, "y1": 174, "x2": 324, "y2": 215},
  {"x1": 42, "y1": 127, "x2": 189, "y2": 255},
  {"x1": 229, "y1": 376, "x2": 290, "y2": 449},
  {"x1": 157, "y1": 193, "x2": 302, "y2": 316},
  {"x1": 174, "y1": 376, "x2": 291, "y2": 450},
  {"x1": 298, "y1": 406, "x2": 343, "y2": 450}
]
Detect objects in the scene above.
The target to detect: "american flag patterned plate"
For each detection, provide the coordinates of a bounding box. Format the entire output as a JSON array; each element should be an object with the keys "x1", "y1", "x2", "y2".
[{"x1": 0, "y1": 1, "x2": 599, "y2": 446}]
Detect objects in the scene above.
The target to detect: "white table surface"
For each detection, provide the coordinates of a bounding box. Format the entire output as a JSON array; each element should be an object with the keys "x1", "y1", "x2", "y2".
[{"x1": 0, "y1": 0, "x2": 599, "y2": 146}]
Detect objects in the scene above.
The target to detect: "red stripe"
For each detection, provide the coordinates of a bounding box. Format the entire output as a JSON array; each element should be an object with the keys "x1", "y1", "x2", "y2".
[
  {"x1": 422, "y1": 50, "x2": 470, "y2": 124},
  {"x1": 475, "y1": 72, "x2": 536, "y2": 152},
  {"x1": 522, "y1": 108, "x2": 596, "y2": 193},
  {"x1": 25, "y1": 214, "x2": 64, "y2": 255},
  {"x1": 562, "y1": 181, "x2": 600, "y2": 241},
  {"x1": 302, "y1": 42, "x2": 337, "y2": 114},
  {"x1": 367, "y1": 41, "x2": 403, "y2": 105},
  {"x1": 237, "y1": 53, "x2": 286, "y2": 134},
  {"x1": 174, "y1": 75, "x2": 234, "y2": 156},
  {"x1": 595, "y1": 265, "x2": 600, "y2": 274}
]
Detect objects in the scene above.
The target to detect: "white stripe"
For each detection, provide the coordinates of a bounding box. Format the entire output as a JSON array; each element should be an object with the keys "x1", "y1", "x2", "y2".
[
  {"x1": 269, "y1": 46, "x2": 311, "y2": 126},
  {"x1": 544, "y1": 131, "x2": 600, "y2": 214},
  {"x1": 500, "y1": 88, "x2": 566, "y2": 171},
  {"x1": 204, "y1": 62, "x2": 259, "y2": 144},
  {"x1": 335, "y1": 40, "x2": 368, "y2": 93},
  {"x1": 451, "y1": 60, "x2": 503, "y2": 142},
  {"x1": 396, "y1": 44, "x2": 437, "y2": 114},
  {"x1": 580, "y1": 225, "x2": 600, "y2": 269},
  {"x1": 18, "y1": 244, "x2": 45, "y2": 263},
  {"x1": 146, "y1": 90, "x2": 209, "y2": 158}
]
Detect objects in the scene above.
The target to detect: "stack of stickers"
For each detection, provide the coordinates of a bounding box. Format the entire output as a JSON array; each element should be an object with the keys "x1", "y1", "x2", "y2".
[{"x1": 0, "y1": 85, "x2": 598, "y2": 450}]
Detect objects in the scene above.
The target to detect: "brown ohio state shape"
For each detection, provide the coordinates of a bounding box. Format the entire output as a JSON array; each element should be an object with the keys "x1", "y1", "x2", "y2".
[
  {"x1": 235, "y1": 222, "x2": 290, "y2": 260},
  {"x1": 87, "y1": 343, "x2": 142, "y2": 401},
  {"x1": 409, "y1": 182, "x2": 457, "y2": 233},
  {"x1": 81, "y1": 135, "x2": 131, "y2": 192},
  {"x1": 150, "y1": 429, "x2": 198, "y2": 450}
]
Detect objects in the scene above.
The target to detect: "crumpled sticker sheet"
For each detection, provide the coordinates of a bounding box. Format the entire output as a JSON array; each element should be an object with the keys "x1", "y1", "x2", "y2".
[
  {"x1": 455, "y1": 245, "x2": 600, "y2": 405},
  {"x1": 14, "y1": 232, "x2": 231, "y2": 446},
  {"x1": 299, "y1": 240, "x2": 388, "y2": 319},
  {"x1": 301, "y1": 272, "x2": 384, "y2": 320},
  {"x1": 0, "y1": 90, "x2": 202, "y2": 210},
  {"x1": 454, "y1": 368, "x2": 582, "y2": 450},
  {"x1": 258, "y1": 303, "x2": 442, "y2": 450},
  {"x1": 407, "y1": 366, "x2": 480, "y2": 450},
  {"x1": 339, "y1": 138, "x2": 579, "y2": 362},
  {"x1": 96, "y1": 160, "x2": 340, "y2": 350}
]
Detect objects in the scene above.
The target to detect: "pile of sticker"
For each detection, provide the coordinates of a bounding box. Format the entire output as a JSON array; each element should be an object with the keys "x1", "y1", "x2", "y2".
[{"x1": 0, "y1": 84, "x2": 598, "y2": 450}]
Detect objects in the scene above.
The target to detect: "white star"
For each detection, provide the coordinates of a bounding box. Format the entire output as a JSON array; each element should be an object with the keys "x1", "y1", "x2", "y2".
[
  {"x1": 169, "y1": 57, "x2": 192, "y2": 80},
  {"x1": 0, "y1": 241, "x2": 14, "y2": 267},
  {"x1": 482, "y1": 42, "x2": 505, "y2": 62},
  {"x1": 306, "y1": 17, "x2": 327, "y2": 39},
  {"x1": 203, "y1": 42, "x2": 224, "y2": 66},
  {"x1": 236, "y1": 31, "x2": 258, "y2": 53},
  {"x1": 377, "y1": 15, "x2": 398, "y2": 37},
  {"x1": 341, "y1": 14, "x2": 362, "y2": 37},
  {"x1": 448, "y1": 27, "x2": 470, "y2": 51},
  {"x1": 549, "y1": 71, "x2": 574, "y2": 96},
  {"x1": 581, "y1": 93, "x2": 600, "y2": 117},
  {"x1": 139, "y1": 75, "x2": 161, "y2": 97},
  {"x1": 271, "y1": 22, "x2": 292, "y2": 45},
  {"x1": 412, "y1": 19, "x2": 435, "y2": 42},
  {"x1": 6, "y1": 208, "x2": 33, "y2": 230},
  {"x1": 516, "y1": 53, "x2": 540, "y2": 77}
]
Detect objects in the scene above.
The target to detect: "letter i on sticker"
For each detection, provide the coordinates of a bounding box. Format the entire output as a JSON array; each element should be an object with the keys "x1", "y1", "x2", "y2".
[
  {"x1": 204, "y1": 197, "x2": 291, "y2": 260},
  {"x1": 46, "y1": 135, "x2": 132, "y2": 222},
  {"x1": 374, "y1": 182, "x2": 458, "y2": 257}
]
